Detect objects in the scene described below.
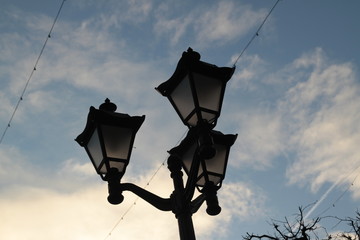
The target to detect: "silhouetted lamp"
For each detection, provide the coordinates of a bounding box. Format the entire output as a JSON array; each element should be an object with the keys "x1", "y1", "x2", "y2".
[
  {"x1": 170, "y1": 128, "x2": 237, "y2": 215},
  {"x1": 156, "y1": 48, "x2": 235, "y2": 128},
  {"x1": 171, "y1": 128, "x2": 237, "y2": 190},
  {"x1": 75, "y1": 99, "x2": 145, "y2": 182},
  {"x1": 75, "y1": 48, "x2": 237, "y2": 240}
]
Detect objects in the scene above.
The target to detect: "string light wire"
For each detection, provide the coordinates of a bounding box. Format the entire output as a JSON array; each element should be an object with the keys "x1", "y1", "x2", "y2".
[
  {"x1": 103, "y1": 161, "x2": 165, "y2": 240},
  {"x1": 312, "y1": 164, "x2": 360, "y2": 219},
  {"x1": 232, "y1": 0, "x2": 281, "y2": 67},
  {"x1": 0, "y1": 0, "x2": 66, "y2": 145}
]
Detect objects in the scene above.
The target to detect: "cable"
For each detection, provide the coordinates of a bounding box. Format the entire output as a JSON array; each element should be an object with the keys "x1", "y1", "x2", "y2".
[
  {"x1": 313, "y1": 165, "x2": 360, "y2": 219},
  {"x1": 103, "y1": 160, "x2": 166, "y2": 240},
  {"x1": 232, "y1": 0, "x2": 281, "y2": 67},
  {"x1": 0, "y1": 0, "x2": 66, "y2": 145}
]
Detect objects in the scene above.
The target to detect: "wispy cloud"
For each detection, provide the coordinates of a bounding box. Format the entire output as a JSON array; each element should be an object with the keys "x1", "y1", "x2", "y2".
[
  {"x1": 227, "y1": 47, "x2": 360, "y2": 198},
  {"x1": 154, "y1": 1, "x2": 267, "y2": 47},
  {"x1": 194, "y1": 1, "x2": 267, "y2": 45},
  {"x1": 282, "y1": 49, "x2": 360, "y2": 193}
]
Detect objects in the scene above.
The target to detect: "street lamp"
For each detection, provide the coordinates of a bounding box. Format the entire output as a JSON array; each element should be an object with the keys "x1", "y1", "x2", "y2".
[
  {"x1": 76, "y1": 49, "x2": 237, "y2": 240},
  {"x1": 156, "y1": 48, "x2": 235, "y2": 129},
  {"x1": 170, "y1": 128, "x2": 237, "y2": 191},
  {"x1": 75, "y1": 98, "x2": 145, "y2": 203},
  {"x1": 169, "y1": 127, "x2": 237, "y2": 216}
]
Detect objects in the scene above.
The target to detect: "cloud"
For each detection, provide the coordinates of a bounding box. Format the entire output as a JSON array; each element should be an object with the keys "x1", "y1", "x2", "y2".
[
  {"x1": 0, "y1": 154, "x2": 265, "y2": 240},
  {"x1": 26, "y1": 90, "x2": 63, "y2": 113},
  {"x1": 154, "y1": 1, "x2": 267, "y2": 47},
  {"x1": 0, "y1": 8, "x2": 166, "y2": 119},
  {"x1": 227, "y1": 48, "x2": 360, "y2": 198},
  {"x1": 0, "y1": 184, "x2": 120, "y2": 240},
  {"x1": 280, "y1": 49, "x2": 360, "y2": 194},
  {"x1": 0, "y1": 146, "x2": 38, "y2": 187},
  {"x1": 154, "y1": 14, "x2": 193, "y2": 46},
  {"x1": 189, "y1": 181, "x2": 267, "y2": 239},
  {"x1": 229, "y1": 54, "x2": 267, "y2": 91},
  {"x1": 0, "y1": 91, "x2": 17, "y2": 121},
  {"x1": 231, "y1": 108, "x2": 284, "y2": 170},
  {"x1": 194, "y1": 1, "x2": 267, "y2": 44}
]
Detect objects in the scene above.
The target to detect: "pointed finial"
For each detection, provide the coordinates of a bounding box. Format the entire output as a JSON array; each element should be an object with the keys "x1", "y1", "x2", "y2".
[{"x1": 99, "y1": 98, "x2": 117, "y2": 112}]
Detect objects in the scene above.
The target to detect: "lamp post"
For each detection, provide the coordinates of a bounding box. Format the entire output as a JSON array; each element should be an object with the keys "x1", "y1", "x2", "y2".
[{"x1": 76, "y1": 48, "x2": 237, "y2": 240}]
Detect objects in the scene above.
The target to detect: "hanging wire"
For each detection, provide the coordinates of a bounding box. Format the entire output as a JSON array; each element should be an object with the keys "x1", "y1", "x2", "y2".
[
  {"x1": 232, "y1": 0, "x2": 281, "y2": 67},
  {"x1": 313, "y1": 164, "x2": 360, "y2": 219},
  {"x1": 0, "y1": 0, "x2": 66, "y2": 145},
  {"x1": 103, "y1": 161, "x2": 165, "y2": 240}
]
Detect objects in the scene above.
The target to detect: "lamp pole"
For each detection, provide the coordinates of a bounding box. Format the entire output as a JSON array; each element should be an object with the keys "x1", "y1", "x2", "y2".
[
  {"x1": 75, "y1": 48, "x2": 237, "y2": 240},
  {"x1": 168, "y1": 154, "x2": 196, "y2": 240}
]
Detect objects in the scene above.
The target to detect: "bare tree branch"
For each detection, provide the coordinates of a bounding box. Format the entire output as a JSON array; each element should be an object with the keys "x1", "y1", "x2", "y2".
[
  {"x1": 330, "y1": 210, "x2": 360, "y2": 240},
  {"x1": 243, "y1": 207, "x2": 360, "y2": 240},
  {"x1": 244, "y1": 207, "x2": 324, "y2": 240}
]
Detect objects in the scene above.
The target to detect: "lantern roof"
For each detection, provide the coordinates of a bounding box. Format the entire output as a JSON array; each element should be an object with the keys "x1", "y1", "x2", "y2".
[
  {"x1": 155, "y1": 48, "x2": 235, "y2": 97},
  {"x1": 75, "y1": 104, "x2": 145, "y2": 147},
  {"x1": 169, "y1": 126, "x2": 237, "y2": 157}
]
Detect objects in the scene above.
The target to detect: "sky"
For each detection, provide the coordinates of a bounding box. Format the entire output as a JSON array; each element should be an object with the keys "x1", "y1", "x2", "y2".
[{"x1": 0, "y1": 0, "x2": 360, "y2": 239}]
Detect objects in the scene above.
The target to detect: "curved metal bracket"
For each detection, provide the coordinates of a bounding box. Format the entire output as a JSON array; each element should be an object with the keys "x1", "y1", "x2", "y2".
[{"x1": 120, "y1": 183, "x2": 172, "y2": 212}]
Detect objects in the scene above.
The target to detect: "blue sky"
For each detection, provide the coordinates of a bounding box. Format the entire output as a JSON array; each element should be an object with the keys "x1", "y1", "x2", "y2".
[{"x1": 1, "y1": 0, "x2": 360, "y2": 239}]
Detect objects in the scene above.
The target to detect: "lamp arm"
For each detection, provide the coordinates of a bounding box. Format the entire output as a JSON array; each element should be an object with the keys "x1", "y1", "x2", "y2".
[
  {"x1": 190, "y1": 193, "x2": 206, "y2": 214},
  {"x1": 120, "y1": 183, "x2": 172, "y2": 212}
]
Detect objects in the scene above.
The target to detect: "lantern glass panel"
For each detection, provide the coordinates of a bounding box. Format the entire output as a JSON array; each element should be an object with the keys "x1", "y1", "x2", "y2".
[
  {"x1": 197, "y1": 165, "x2": 205, "y2": 186},
  {"x1": 201, "y1": 112, "x2": 217, "y2": 125},
  {"x1": 109, "y1": 161, "x2": 126, "y2": 173},
  {"x1": 170, "y1": 75, "x2": 195, "y2": 124},
  {"x1": 196, "y1": 144, "x2": 227, "y2": 187},
  {"x1": 193, "y1": 73, "x2": 222, "y2": 118},
  {"x1": 99, "y1": 164, "x2": 107, "y2": 174},
  {"x1": 187, "y1": 114, "x2": 198, "y2": 126},
  {"x1": 102, "y1": 125, "x2": 133, "y2": 160},
  {"x1": 181, "y1": 142, "x2": 197, "y2": 174},
  {"x1": 208, "y1": 175, "x2": 221, "y2": 186},
  {"x1": 87, "y1": 128, "x2": 104, "y2": 170},
  {"x1": 203, "y1": 144, "x2": 227, "y2": 175},
  {"x1": 196, "y1": 174, "x2": 221, "y2": 188}
]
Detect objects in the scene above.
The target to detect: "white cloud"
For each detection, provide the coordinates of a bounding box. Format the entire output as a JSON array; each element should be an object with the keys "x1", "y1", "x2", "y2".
[
  {"x1": 189, "y1": 181, "x2": 267, "y2": 239},
  {"x1": 0, "y1": 92, "x2": 17, "y2": 121},
  {"x1": 26, "y1": 90, "x2": 62, "y2": 112},
  {"x1": 277, "y1": 49, "x2": 360, "y2": 194},
  {"x1": 154, "y1": 1, "x2": 267, "y2": 47},
  {"x1": 59, "y1": 158, "x2": 95, "y2": 177},
  {"x1": 220, "y1": 181, "x2": 267, "y2": 220},
  {"x1": 231, "y1": 108, "x2": 284, "y2": 170},
  {"x1": 230, "y1": 54, "x2": 267, "y2": 91},
  {"x1": 194, "y1": 1, "x2": 267, "y2": 45},
  {"x1": 284, "y1": 56, "x2": 360, "y2": 191},
  {"x1": 154, "y1": 15, "x2": 193, "y2": 46},
  {"x1": 227, "y1": 48, "x2": 360, "y2": 199},
  {"x1": 0, "y1": 185, "x2": 117, "y2": 240},
  {"x1": 0, "y1": 11, "x2": 165, "y2": 117},
  {"x1": 0, "y1": 153, "x2": 265, "y2": 240},
  {"x1": 0, "y1": 146, "x2": 41, "y2": 187}
]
